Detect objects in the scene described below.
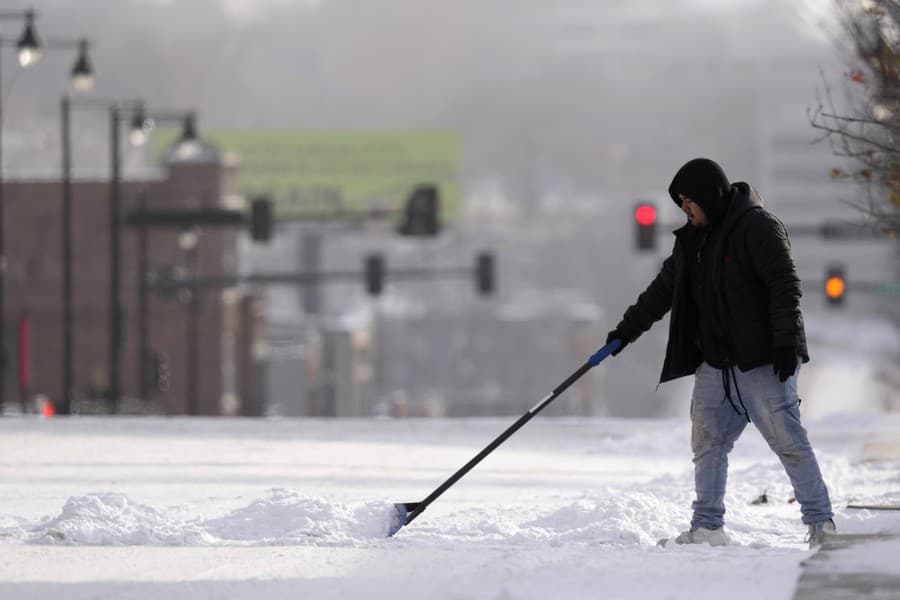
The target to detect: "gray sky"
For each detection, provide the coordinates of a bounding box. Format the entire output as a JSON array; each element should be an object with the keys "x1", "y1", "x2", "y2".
[{"x1": 4, "y1": 0, "x2": 851, "y2": 196}]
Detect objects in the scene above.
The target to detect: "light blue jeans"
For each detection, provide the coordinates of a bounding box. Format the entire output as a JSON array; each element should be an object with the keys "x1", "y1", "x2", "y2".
[{"x1": 689, "y1": 362, "x2": 833, "y2": 529}]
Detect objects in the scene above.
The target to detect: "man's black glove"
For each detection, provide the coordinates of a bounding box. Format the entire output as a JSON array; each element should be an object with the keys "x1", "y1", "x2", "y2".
[
  {"x1": 605, "y1": 329, "x2": 628, "y2": 356},
  {"x1": 772, "y1": 346, "x2": 798, "y2": 382}
]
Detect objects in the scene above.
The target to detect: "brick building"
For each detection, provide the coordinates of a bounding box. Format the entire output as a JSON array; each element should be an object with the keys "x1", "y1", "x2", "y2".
[{"x1": 4, "y1": 142, "x2": 264, "y2": 415}]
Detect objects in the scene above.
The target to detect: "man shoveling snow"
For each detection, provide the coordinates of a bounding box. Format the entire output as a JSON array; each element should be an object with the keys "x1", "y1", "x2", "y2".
[{"x1": 606, "y1": 158, "x2": 835, "y2": 547}]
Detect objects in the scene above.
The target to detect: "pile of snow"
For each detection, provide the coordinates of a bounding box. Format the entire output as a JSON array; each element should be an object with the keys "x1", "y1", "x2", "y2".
[
  {"x1": 24, "y1": 490, "x2": 399, "y2": 546},
  {"x1": 13, "y1": 450, "x2": 895, "y2": 551}
]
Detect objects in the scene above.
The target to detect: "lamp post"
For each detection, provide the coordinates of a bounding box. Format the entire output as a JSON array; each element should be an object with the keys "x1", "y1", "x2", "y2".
[
  {"x1": 60, "y1": 97, "x2": 143, "y2": 414},
  {"x1": 60, "y1": 100, "x2": 196, "y2": 413},
  {"x1": 137, "y1": 191, "x2": 149, "y2": 404},
  {"x1": 178, "y1": 227, "x2": 199, "y2": 415},
  {"x1": 108, "y1": 107, "x2": 197, "y2": 412},
  {"x1": 1, "y1": 7, "x2": 93, "y2": 411}
]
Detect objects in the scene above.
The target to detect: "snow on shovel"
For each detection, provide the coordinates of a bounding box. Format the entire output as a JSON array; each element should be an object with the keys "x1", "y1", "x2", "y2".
[{"x1": 387, "y1": 339, "x2": 622, "y2": 536}]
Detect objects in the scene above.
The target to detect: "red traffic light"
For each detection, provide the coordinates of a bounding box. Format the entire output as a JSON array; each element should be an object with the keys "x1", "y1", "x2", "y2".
[{"x1": 635, "y1": 204, "x2": 657, "y2": 227}]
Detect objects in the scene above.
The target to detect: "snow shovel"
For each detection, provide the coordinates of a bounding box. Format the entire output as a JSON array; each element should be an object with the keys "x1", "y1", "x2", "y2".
[{"x1": 387, "y1": 338, "x2": 622, "y2": 536}]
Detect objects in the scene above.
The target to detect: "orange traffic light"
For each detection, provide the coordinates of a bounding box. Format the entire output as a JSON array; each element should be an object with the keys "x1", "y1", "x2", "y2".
[
  {"x1": 825, "y1": 277, "x2": 845, "y2": 299},
  {"x1": 824, "y1": 264, "x2": 846, "y2": 307}
]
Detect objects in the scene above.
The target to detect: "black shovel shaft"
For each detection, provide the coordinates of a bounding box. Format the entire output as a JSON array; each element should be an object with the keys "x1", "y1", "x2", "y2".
[{"x1": 402, "y1": 339, "x2": 621, "y2": 527}]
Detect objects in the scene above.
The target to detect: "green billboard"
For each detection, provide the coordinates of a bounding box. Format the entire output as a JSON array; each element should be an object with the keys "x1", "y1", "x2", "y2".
[{"x1": 158, "y1": 129, "x2": 461, "y2": 222}]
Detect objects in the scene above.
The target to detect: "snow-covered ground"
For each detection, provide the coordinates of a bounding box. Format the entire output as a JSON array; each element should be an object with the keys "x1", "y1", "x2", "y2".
[{"x1": 1, "y1": 411, "x2": 898, "y2": 600}]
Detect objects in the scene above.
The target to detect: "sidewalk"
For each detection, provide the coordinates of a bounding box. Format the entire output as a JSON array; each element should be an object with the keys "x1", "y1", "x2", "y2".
[
  {"x1": 793, "y1": 439, "x2": 900, "y2": 599},
  {"x1": 793, "y1": 533, "x2": 900, "y2": 599}
]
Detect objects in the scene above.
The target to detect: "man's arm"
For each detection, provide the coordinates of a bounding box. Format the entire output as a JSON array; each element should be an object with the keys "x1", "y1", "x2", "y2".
[
  {"x1": 615, "y1": 254, "x2": 677, "y2": 343},
  {"x1": 746, "y1": 211, "x2": 804, "y2": 348}
]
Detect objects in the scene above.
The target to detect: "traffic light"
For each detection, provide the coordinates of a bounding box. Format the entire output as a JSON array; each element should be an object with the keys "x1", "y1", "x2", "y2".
[
  {"x1": 364, "y1": 253, "x2": 385, "y2": 296},
  {"x1": 250, "y1": 197, "x2": 273, "y2": 242},
  {"x1": 398, "y1": 184, "x2": 440, "y2": 236},
  {"x1": 476, "y1": 251, "x2": 495, "y2": 296},
  {"x1": 824, "y1": 263, "x2": 847, "y2": 307},
  {"x1": 635, "y1": 202, "x2": 657, "y2": 251}
]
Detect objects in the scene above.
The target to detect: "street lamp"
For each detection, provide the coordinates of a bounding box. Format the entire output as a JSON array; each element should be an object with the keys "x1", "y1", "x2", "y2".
[
  {"x1": 172, "y1": 113, "x2": 200, "y2": 160},
  {"x1": 15, "y1": 8, "x2": 40, "y2": 67},
  {"x1": 0, "y1": 7, "x2": 93, "y2": 412},
  {"x1": 70, "y1": 39, "x2": 94, "y2": 92},
  {"x1": 128, "y1": 105, "x2": 154, "y2": 147}
]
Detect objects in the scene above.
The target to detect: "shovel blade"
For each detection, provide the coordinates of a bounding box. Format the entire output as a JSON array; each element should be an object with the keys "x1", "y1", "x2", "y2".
[{"x1": 387, "y1": 502, "x2": 420, "y2": 537}]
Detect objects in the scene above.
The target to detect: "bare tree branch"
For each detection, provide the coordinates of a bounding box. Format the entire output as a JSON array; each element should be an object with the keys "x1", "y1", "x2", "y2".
[{"x1": 809, "y1": 0, "x2": 899, "y2": 231}]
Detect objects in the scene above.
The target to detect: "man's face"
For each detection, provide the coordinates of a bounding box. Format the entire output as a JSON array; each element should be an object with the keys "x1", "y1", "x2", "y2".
[{"x1": 679, "y1": 194, "x2": 708, "y2": 227}]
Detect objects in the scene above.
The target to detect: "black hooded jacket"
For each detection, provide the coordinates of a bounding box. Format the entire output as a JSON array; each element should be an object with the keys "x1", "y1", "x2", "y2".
[{"x1": 615, "y1": 178, "x2": 810, "y2": 383}]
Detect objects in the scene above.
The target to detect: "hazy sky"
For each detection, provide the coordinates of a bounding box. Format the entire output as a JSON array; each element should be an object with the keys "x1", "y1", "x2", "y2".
[
  {"x1": 143, "y1": 0, "x2": 324, "y2": 22},
  {"x1": 147, "y1": 0, "x2": 840, "y2": 32},
  {"x1": 3, "y1": 0, "x2": 852, "y2": 193}
]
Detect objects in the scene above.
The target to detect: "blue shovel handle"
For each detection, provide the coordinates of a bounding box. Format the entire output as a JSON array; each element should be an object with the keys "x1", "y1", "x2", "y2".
[{"x1": 588, "y1": 338, "x2": 622, "y2": 366}]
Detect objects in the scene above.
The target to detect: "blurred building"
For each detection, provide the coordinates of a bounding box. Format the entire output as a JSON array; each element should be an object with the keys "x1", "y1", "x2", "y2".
[{"x1": 4, "y1": 144, "x2": 265, "y2": 415}]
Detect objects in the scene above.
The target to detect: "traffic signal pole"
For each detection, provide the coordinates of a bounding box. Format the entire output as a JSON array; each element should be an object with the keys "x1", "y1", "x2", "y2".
[
  {"x1": 146, "y1": 255, "x2": 495, "y2": 299},
  {"x1": 300, "y1": 231, "x2": 322, "y2": 315}
]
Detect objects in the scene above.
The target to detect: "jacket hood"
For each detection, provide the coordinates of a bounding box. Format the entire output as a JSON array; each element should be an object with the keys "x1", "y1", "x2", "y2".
[
  {"x1": 668, "y1": 158, "x2": 732, "y2": 225},
  {"x1": 721, "y1": 182, "x2": 763, "y2": 232}
]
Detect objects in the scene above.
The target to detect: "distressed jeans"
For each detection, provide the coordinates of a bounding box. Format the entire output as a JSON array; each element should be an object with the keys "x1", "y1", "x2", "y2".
[{"x1": 689, "y1": 362, "x2": 833, "y2": 529}]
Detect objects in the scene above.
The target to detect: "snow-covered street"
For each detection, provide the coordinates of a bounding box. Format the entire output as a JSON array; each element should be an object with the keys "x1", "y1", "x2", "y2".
[{"x1": 1, "y1": 414, "x2": 898, "y2": 599}]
